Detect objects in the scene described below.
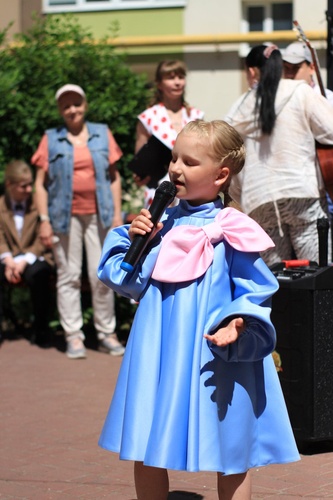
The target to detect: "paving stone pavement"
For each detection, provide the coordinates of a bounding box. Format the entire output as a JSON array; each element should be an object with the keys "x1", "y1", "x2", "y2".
[{"x1": 1, "y1": 332, "x2": 333, "y2": 500}]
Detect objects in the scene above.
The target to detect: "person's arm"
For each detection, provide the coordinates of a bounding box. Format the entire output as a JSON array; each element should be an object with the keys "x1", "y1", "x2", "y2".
[
  {"x1": 109, "y1": 164, "x2": 123, "y2": 228},
  {"x1": 34, "y1": 167, "x2": 53, "y2": 248},
  {"x1": 304, "y1": 85, "x2": 333, "y2": 142},
  {"x1": 133, "y1": 121, "x2": 152, "y2": 186},
  {"x1": 207, "y1": 248, "x2": 279, "y2": 363},
  {"x1": 135, "y1": 120, "x2": 150, "y2": 153},
  {"x1": 97, "y1": 220, "x2": 163, "y2": 302}
]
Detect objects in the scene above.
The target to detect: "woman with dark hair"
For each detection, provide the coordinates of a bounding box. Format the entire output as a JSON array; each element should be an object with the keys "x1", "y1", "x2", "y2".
[
  {"x1": 134, "y1": 60, "x2": 204, "y2": 207},
  {"x1": 225, "y1": 44, "x2": 333, "y2": 266}
]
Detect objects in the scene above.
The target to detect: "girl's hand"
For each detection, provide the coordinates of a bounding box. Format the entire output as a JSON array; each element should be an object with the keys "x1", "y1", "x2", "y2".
[
  {"x1": 128, "y1": 208, "x2": 163, "y2": 241},
  {"x1": 204, "y1": 317, "x2": 245, "y2": 347}
]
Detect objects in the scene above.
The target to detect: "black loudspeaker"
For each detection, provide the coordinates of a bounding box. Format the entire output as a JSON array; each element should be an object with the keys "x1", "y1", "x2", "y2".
[{"x1": 270, "y1": 263, "x2": 333, "y2": 448}]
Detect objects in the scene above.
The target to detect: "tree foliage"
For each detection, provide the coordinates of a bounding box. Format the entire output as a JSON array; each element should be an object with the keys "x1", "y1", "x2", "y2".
[{"x1": 0, "y1": 14, "x2": 150, "y2": 195}]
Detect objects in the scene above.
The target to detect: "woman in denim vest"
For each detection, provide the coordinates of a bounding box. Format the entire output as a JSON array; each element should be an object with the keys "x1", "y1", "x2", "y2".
[{"x1": 32, "y1": 84, "x2": 125, "y2": 359}]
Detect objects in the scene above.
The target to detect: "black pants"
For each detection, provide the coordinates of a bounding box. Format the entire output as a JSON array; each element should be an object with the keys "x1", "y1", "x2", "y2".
[{"x1": 0, "y1": 260, "x2": 53, "y2": 334}]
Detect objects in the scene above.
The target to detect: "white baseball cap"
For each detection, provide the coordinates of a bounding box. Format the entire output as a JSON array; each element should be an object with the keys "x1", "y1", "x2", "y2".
[
  {"x1": 282, "y1": 42, "x2": 312, "y2": 64},
  {"x1": 55, "y1": 84, "x2": 86, "y2": 101}
]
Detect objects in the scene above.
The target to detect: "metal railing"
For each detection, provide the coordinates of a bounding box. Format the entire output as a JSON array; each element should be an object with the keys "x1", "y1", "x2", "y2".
[
  {"x1": 105, "y1": 30, "x2": 326, "y2": 48},
  {"x1": 6, "y1": 29, "x2": 326, "y2": 50}
]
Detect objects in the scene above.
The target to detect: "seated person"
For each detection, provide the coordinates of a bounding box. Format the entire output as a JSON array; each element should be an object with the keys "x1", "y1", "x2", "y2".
[{"x1": 0, "y1": 160, "x2": 54, "y2": 346}]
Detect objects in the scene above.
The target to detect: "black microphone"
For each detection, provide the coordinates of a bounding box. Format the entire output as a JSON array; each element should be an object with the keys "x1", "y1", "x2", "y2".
[
  {"x1": 317, "y1": 217, "x2": 329, "y2": 267},
  {"x1": 120, "y1": 181, "x2": 177, "y2": 273}
]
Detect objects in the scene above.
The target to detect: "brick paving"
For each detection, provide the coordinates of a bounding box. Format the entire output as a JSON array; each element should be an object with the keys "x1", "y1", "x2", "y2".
[{"x1": 1, "y1": 331, "x2": 333, "y2": 499}]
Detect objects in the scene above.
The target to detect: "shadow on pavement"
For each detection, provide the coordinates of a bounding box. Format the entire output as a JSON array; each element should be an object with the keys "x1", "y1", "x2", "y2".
[
  {"x1": 168, "y1": 492, "x2": 204, "y2": 499},
  {"x1": 298, "y1": 439, "x2": 333, "y2": 455}
]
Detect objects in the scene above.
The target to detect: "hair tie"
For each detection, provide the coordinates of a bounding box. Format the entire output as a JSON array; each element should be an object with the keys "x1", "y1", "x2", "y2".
[{"x1": 263, "y1": 44, "x2": 278, "y2": 59}]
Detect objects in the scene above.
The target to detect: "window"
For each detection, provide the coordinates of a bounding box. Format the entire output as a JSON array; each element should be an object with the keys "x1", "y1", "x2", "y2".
[
  {"x1": 241, "y1": 1, "x2": 293, "y2": 55},
  {"x1": 248, "y1": 6, "x2": 265, "y2": 32},
  {"x1": 43, "y1": 0, "x2": 186, "y2": 12},
  {"x1": 245, "y1": 1, "x2": 292, "y2": 32},
  {"x1": 272, "y1": 2, "x2": 292, "y2": 31}
]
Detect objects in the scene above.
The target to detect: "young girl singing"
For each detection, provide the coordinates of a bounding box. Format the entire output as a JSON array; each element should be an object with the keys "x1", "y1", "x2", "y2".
[{"x1": 98, "y1": 120, "x2": 300, "y2": 500}]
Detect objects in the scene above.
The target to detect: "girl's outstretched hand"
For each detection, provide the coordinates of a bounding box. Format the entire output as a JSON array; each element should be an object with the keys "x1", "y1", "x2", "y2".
[
  {"x1": 204, "y1": 317, "x2": 245, "y2": 347},
  {"x1": 128, "y1": 208, "x2": 163, "y2": 241}
]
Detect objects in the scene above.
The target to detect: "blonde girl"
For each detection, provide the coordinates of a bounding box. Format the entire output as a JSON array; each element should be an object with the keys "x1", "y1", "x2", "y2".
[{"x1": 98, "y1": 120, "x2": 299, "y2": 500}]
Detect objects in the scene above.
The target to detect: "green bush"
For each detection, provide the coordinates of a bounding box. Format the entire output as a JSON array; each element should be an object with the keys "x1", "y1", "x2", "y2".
[{"x1": 0, "y1": 14, "x2": 150, "y2": 197}]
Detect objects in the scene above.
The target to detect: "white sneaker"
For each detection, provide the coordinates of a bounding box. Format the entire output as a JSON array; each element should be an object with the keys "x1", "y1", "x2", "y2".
[
  {"x1": 66, "y1": 337, "x2": 87, "y2": 359},
  {"x1": 99, "y1": 334, "x2": 125, "y2": 356}
]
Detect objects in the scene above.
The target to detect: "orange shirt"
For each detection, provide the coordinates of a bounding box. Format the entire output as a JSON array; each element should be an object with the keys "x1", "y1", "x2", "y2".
[{"x1": 32, "y1": 129, "x2": 122, "y2": 215}]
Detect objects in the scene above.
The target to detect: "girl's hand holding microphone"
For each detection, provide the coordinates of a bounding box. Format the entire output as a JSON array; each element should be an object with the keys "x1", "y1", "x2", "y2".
[{"x1": 128, "y1": 208, "x2": 163, "y2": 241}]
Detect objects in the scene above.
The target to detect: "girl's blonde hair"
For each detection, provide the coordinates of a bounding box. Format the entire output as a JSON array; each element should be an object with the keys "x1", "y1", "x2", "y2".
[
  {"x1": 152, "y1": 60, "x2": 191, "y2": 116},
  {"x1": 179, "y1": 120, "x2": 245, "y2": 206}
]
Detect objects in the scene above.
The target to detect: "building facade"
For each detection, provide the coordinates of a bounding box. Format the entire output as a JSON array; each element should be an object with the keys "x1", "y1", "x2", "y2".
[{"x1": 0, "y1": 0, "x2": 329, "y2": 118}]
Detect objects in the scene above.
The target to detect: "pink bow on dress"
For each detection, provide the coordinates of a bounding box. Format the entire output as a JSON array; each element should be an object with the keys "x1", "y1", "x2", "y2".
[{"x1": 151, "y1": 207, "x2": 274, "y2": 283}]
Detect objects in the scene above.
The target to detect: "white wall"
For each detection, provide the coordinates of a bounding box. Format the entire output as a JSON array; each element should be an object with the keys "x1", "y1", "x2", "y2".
[
  {"x1": 183, "y1": 0, "x2": 244, "y2": 119},
  {"x1": 184, "y1": 51, "x2": 244, "y2": 121},
  {"x1": 293, "y1": 0, "x2": 327, "y2": 29}
]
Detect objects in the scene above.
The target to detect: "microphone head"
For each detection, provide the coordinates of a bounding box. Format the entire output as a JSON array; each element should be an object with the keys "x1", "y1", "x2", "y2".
[{"x1": 156, "y1": 181, "x2": 177, "y2": 201}]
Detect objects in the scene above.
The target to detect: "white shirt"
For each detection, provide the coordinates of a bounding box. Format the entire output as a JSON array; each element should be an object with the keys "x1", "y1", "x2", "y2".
[
  {"x1": 0, "y1": 200, "x2": 37, "y2": 265},
  {"x1": 11, "y1": 200, "x2": 25, "y2": 237},
  {"x1": 138, "y1": 103, "x2": 204, "y2": 149},
  {"x1": 224, "y1": 79, "x2": 333, "y2": 215}
]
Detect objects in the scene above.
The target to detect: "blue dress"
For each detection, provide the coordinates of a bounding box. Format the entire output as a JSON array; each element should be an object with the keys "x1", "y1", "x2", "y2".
[{"x1": 98, "y1": 199, "x2": 300, "y2": 475}]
